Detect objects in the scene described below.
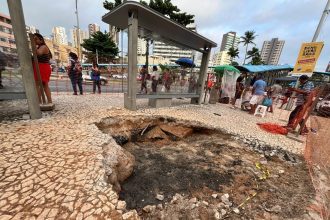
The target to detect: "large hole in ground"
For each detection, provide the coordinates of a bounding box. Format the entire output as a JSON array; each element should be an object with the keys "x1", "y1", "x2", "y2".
[{"x1": 97, "y1": 116, "x2": 314, "y2": 219}]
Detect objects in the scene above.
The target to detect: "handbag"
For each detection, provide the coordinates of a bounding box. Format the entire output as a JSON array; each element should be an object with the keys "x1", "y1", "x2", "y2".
[{"x1": 262, "y1": 97, "x2": 272, "y2": 107}]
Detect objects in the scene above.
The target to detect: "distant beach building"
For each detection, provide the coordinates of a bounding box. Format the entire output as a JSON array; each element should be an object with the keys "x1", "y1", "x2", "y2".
[
  {"x1": 52, "y1": 26, "x2": 68, "y2": 45},
  {"x1": 214, "y1": 31, "x2": 240, "y2": 66},
  {"x1": 152, "y1": 24, "x2": 197, "y2": 62},
  {"x1": 88, "y1": 23, "x2": 100, "y2": 36},
  {"x1": 220, "y1": 31, "x2": 240, "y2": 52},
  {"x1": 260, "y1": 38, "x2": 285, "y2": 65}
]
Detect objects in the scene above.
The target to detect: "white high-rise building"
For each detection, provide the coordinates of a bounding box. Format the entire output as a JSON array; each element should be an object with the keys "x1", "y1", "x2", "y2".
[
  {"x1": 88, "y1": 23, "x2": 100, "y2": 36},
  {"x1": 52, "y1": 26, "x2": 68, "y2": 45},
  {"x1": 260, "y1": 38, "x2": 285, "y2": 65},
  {"x1": 214, "y1": 51, "x2": 231, "y2": 66},
  {"x1": 220, "y1": 31, "x2": 240, "y2": 52},
  {"x1": 137, "y1": 38, "x2": 147, "y2": 55},
  {"x1": 152, "y1": 24, "x2": 197, "y2": 62},
  {"x1": 70, "y1": 28, "x2": 89, "y2": 48}
]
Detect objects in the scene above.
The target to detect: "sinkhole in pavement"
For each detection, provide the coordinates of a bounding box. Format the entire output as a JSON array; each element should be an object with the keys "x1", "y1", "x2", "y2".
[{"x1": 97, "y1": 116, "x2": 314, "y2": 219}]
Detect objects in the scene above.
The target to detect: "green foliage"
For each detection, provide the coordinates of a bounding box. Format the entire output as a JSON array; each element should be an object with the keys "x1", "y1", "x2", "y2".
[
  {"x1": 240, "y1": 30, "x2": 257, "y2": 64},
  {"x1": 81, "y1": 31, "x2": 119, "y2": 63},
  {"x1": 103, "y1": 0, "x2": 122, "y2": 10},
  {"x1": 231, "y1": 61, "x2": 239, "y2": 66},
  {"x1": 140, "y1": 0, "x2": 194, "y2": 26},
  {"x1": 227, "y1": 47, "x2": 239, "y2": 61},
  {"x1": 247, "y1": 47, "x2": 263, "y2": 65}
]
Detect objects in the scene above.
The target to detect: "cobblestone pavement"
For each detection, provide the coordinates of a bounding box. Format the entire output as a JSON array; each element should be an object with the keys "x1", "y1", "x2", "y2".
[{"x1": 0, "y1": 93, "x2": 305, "y2": 219}]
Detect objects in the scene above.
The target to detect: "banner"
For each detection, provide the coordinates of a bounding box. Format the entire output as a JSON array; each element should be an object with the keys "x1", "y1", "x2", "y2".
[
  {"x1": 292, "y1": 42, "x2": 324, "y2": 76},
  {"x1": 326, "y1": 61, "x2": 330, "y2": 72}
]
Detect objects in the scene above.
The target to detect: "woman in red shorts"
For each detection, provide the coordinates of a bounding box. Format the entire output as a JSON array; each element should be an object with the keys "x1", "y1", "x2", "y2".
[{"x1": 33, "y1": 33, "x2": 52, "y2": 104}]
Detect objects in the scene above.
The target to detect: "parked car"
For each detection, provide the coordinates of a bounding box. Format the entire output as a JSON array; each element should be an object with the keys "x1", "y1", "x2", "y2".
[
  {"x1": 316, "y1": 94, "x2": 330, "y2": 117},
  {"x1": 82, "y1": 72, "x2": 108, "y2": 85},
  {"x1": 112, "y1": 74, "x2": 127, "y2": 79}
]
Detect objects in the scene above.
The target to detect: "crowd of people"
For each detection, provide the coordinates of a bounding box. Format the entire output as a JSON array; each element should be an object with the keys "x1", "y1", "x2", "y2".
[
  {"x1": 229, "y1": 72, "x2": 314, "y2": 134},
  {"x1": 138, "y1": 65, "x2": 197, "y2": 94}
]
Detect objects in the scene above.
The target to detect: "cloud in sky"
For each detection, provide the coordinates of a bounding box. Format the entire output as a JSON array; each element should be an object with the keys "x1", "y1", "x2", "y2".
[{"x1": 1, "y1": 0, "x2": 329, "y2": 70}]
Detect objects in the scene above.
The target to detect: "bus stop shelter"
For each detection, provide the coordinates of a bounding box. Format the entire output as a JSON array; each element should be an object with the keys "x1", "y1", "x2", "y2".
[{"x1": 102, "y1": 1, "x2": 217, "y2": 110}]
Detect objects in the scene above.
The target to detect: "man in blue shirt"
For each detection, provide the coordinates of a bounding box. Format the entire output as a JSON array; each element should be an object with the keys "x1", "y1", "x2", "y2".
[
  {"x1": 249, "y1": 75, "x2": 267, "y2": 114},
  {"x1": 287, "y1": 75, "x2": 314, "y2": 133}
]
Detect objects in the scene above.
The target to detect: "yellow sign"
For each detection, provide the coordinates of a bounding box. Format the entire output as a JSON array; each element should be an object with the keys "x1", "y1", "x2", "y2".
[{"x1": 293, "y1": 42, "x2": 324, "y2": 76}]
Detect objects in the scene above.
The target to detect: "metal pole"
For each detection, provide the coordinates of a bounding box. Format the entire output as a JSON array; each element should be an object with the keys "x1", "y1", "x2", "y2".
[
  {"x1": 75, "y1": 0, "x2": 81, "y2": 61},
  {"x1": 312, "y1": 0, "x2": 330, "y2": 42},
  {"x1": 124, "y1": 10, "x2": 138, "y2": 110},
  {"x1": 121, "y1": 30, "x2": 124, "y2": 92},
  {"x1": 96, "y1": 49, "x2": 99, "y2": 64},
  {"x1": 7, "y1": 0, "x2": 42, "y2": 119},
  {"x1": 286, "y1": 0, "x2": 330, "y2": 111}
]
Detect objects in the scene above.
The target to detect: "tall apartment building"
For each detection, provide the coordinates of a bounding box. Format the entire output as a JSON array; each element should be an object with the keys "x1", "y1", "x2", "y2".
[
  {"x1": 70, "y1": 28, "x2": 89, "y2": 48},
  {"x1": 214, "y1": 51, "x2": 231, "y2": 66},
  {"x1": 88, "y1": 23, "x2": 100, "y2": 36},
  {"x1": 260, "y1": 38, "x2": 285, "y2": 65},
  {"x1": 52, "y1": 26, "x2": 68, "y2": 45},
  {"x1": 152, "y1": 24, "x2": 197, "y2": 62},
  {"x1": 0, "y1": 13, "x2": 16, "y2": 55},
  {"x1": 220, "y1": 31, "x2": 240, "y2": 52},
  {"x1": 137, "y1": 38, "x2": 147, "y2": 55}
]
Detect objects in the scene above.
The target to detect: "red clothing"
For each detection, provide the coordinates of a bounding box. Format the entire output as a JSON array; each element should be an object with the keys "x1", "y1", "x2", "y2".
[{"x1": 33, "y1": 62, "x2": 51, "y2": 83}]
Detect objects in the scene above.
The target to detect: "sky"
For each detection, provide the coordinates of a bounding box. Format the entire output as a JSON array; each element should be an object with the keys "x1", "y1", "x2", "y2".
[{"x1": 1, "y1": 0, "x2": 329, "y2": 71}]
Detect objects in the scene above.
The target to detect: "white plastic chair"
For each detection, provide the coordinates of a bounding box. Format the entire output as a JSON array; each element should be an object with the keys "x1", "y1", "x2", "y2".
[{"x1": 254, "y1": 105, "x2": 268, "y2": 117}]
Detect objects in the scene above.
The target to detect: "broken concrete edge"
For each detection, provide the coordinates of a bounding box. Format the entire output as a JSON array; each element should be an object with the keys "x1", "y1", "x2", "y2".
[{"x1": 90, "y1": 114, "x2": 306, "y2": 217}]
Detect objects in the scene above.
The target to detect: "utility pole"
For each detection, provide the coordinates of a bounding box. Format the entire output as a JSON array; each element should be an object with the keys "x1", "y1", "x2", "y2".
[
  {"x1": 312, "y1": 0, "x2": 330, "y2": 42},
  {"x1": 286, "y1": 0, "x2": 330, "y2": 111},
  {"x1": 75, "y1": 0, "x2": 81, "y2": 61}
]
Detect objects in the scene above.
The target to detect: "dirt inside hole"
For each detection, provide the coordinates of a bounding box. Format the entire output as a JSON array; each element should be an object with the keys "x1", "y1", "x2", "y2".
[{"x1": 97, "y1": 116, "x2": 315, "y2": 219}]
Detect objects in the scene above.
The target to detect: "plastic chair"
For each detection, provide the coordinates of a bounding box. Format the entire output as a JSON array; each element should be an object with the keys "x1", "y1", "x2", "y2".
[{"x1": 254, "y1": 105, "x2": 268, "y2": 117}]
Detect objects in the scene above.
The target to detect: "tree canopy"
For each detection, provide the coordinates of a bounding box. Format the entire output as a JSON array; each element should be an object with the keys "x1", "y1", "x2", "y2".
[
  {"x1": 81, "y1": 31, "x2": 119, "y2": 63},
  {"x1": 103, "y1": 0, "x2": 195, "y2": 26},
  {"x1": 240, "y1": 30, "x2": 257, "y2": 64},
  {"x1": 227, "y1": 47, "x2": 239, "y2": 65},
  {"x1": 247, "y1": 47, "x2": 263, "y2": 65}
]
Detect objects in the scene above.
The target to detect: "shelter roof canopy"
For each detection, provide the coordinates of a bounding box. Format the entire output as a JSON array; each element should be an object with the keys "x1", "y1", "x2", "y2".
[{"x1": 102, "y1": 1, "x2": 217, "y2": 53}]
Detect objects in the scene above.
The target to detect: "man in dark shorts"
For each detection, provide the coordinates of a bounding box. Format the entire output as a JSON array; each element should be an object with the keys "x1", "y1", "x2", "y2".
[{"x1": 231, "y1": 73, "x2": 247, "y2": 109}]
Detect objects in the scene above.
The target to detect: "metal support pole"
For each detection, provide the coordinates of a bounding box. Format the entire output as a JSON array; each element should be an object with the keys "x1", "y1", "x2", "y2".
[
  {"x1": 192, "y1": 48, "x2": 211, "y2": 105},
  {"x1": 312, "y1": 0, "x2": 330, "y2": 42},
  {"x1": 124, "y1": 10, "x2": 138, "y2": 110},
  {"x1": 75, "y1": 0, "x2": 81, "y2": 61},
  {"x1": 7, "y1": 0, "x2": 42, "y2": 119},
  {"x1": 121, "y1": 30, "x2": 124, "y2": 92}
]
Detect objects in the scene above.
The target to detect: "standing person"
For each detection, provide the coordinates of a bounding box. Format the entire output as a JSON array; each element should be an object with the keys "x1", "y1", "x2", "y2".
[
  {"x1": 249, "y1": 75, "x2": 267, "y2": 114},
  {"x1": 163, "y1": 68, "x2": 172, "y2": 92},
  {"x1": 151, "y1": 66, "x2": 160, "y2": 93},
  {"x1": 139, "y1": 65, "x2": 148, "y2": 93},
  {"x1": 67, "y1": 52, "x2": 83, "y2": 95},
  {"x1": 91, "y1": 62, "x2": 101, "y2": 94},
  {"x1": 231, "y1": 73, "x2": 247, "y2": 109},
  {"x1": 287, "y1": 75, "x2": 314, "y2": 134},
  {"x1": 32, "y1": 33, "x2": 52, "y2": 103}
]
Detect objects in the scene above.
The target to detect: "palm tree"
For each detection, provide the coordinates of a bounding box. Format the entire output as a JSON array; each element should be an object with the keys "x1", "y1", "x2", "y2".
[
  {"x1": 240, "y1": 30, "x2": 257, "y2": 65},
  {"x1": 227, "y1": 47, "x2": 239, "y2": 65},
  {"x1": 247, "y1": 47, "x2": 263, "y2": 65},
  {"x1": 246, "y1": 47, "x2": 260, "y2": 60}
]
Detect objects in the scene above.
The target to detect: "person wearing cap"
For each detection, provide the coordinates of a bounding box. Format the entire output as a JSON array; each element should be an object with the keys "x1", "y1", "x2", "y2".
[{"x1": 287, "y1": 75, "x2": 314, "y2": 133}]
